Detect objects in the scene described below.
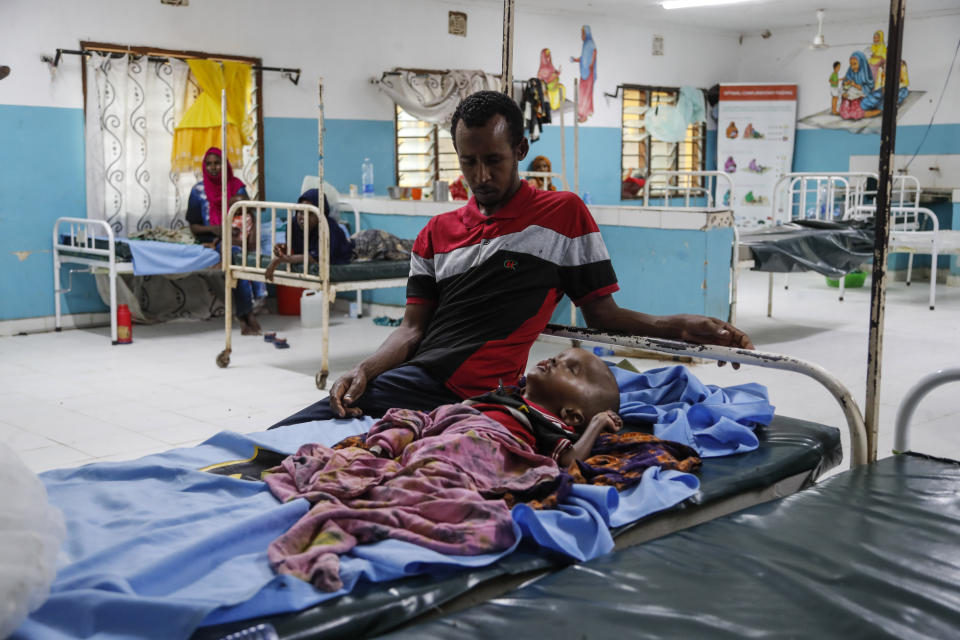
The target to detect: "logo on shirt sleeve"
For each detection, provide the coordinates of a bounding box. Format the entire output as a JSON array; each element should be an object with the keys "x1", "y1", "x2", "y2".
[{"x1": 503, "y1": 258, "x2": 519, "y2": 271}]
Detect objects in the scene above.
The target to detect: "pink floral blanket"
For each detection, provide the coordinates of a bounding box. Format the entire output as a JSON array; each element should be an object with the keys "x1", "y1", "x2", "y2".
[{"x1": 264, "y1": 404, "x2": 558, "y2": 591}]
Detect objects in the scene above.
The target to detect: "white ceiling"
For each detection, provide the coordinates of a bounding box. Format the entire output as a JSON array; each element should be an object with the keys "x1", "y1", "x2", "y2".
[{"x1": 513, "y1": 0, "x2": 960, "y2": 36}]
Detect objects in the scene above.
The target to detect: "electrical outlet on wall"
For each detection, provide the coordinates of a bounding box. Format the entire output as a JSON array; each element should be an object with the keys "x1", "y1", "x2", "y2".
[{"x1": 652, "y1": 35, "x2": 664, "y2": 56}]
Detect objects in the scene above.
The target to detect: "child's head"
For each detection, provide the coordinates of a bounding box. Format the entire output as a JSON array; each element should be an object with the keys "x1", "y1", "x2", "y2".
[
  {"x1": 833, "y1": 61, "x2": 841, "y2": 71},
  {"x1": 524, "y1": 347, "x2": 620, "y2": 429},
  {"x1": 296, "y1": 189, "x2": 331, "y2": 229}
]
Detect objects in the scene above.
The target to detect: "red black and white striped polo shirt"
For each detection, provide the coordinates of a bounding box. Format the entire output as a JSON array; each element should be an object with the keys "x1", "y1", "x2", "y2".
[{"x1": 406, "y1": 181, "x2": 618, "y2": 398}]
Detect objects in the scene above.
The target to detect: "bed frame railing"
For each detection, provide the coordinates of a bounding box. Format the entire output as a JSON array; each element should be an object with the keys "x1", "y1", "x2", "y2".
[
  {"x1": 218, "y1": 200, "x2": 409, "y2": 388},
  {"x1": 542, "y1": 324, "x2": 868, "y2": 468},
  {"x1": 642, "y1": 170, "x2": 734, "y2": 209},
  {"x1": 53, "y1": 217, "x2": 123, "y2": 343},
  {"x1": 771, "y1": 172, "x2": 878, "y2": 225},
  {"x1": 519, "y1": 170, "x2": 570, "y2": 192},
  {"x1": 894, "y1": 367, "x2": 960, "y2": 454}
]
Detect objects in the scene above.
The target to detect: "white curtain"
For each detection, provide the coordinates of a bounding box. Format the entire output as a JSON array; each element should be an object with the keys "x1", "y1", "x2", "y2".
[
  {"x1": 375, "y1": 69, "x2": 501, "y2": 127},
  {"x1": 85, "y1": 53, "x2": 193, "y2": 236}
]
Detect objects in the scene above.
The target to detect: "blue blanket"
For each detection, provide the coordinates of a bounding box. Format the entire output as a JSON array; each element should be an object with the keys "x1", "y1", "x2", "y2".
[
  {"x1": 126, "y1": 239, "x2": 219, "y2": 276},
  {"x1": 17, "y1": 367, "x2": 770, "y2": 639},
  {"x1": 612, "y1": 365, "x2": 775, "y2": 457}
]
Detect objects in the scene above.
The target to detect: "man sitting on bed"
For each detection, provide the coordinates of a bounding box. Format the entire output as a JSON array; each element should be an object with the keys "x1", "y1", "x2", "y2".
[{"x1": 274, "y1": 90, "x2": 753, "y2": 428}]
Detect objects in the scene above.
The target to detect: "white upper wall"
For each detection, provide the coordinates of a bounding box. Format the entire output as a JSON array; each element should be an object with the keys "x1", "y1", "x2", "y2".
[
  {"x1": 734, "y1": 12, "x2": 960, "y2": 126},
  {"x1": 2, "y1": 0, "x2": 740, "y2": 125}
]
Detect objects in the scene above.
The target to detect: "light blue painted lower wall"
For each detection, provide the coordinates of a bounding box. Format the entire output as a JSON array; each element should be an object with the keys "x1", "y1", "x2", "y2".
[
  {"x1": 1, "y1": 101, "x2": 955, "y2": 322},
  {"x1": 347, "y1": 212, "x2": 733, "y2": 319},
  {"x1": 0, "y1": 105, "x2": 101, "y2": 321}
]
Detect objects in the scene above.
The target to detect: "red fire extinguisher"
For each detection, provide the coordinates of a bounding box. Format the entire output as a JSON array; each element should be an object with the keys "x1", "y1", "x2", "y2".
[{"x1": 116, "y1": 304, "x2": 133, "y2": 344}]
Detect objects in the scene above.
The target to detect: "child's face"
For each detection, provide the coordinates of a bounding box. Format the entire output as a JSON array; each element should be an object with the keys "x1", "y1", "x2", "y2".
[
  {"x1": 296, "y1": 210, "x2": 321, "y2": 229},
  {"x1": 525, "y1": 348, "x2": 616, "y2": 426}
]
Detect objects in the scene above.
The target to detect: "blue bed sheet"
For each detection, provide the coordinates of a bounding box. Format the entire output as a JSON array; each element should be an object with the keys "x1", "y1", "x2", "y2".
[
  {"x1": 18, "y1": 367, "x2": 771, "y2": 639},
  {"x1": 17, "y1": 422, "x2": 696, "y2": 640},
  {"x1": 125, "y1": 239, "x2": 220, "y2": 276},
  {"x1": 612, "y1": 365, "x2": 775, "y2": 457}
]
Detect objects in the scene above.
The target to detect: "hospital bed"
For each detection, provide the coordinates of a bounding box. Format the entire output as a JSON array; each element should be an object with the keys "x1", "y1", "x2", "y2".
[
  {"x1": 389, "y1": 367, "x2": 960, "y2": 640},
  {"x1": 53, "y1": 217, "x2": 221, "y2": 344},
  {"x1": 736, "y1": 173, "x2": 947, "y2": 316},
  {"x1": 215, "y1": 200, "x2": 411, "y2": 388},
  {"x1": 188, "y1": 326, "x2": 867, "y2": 640}
]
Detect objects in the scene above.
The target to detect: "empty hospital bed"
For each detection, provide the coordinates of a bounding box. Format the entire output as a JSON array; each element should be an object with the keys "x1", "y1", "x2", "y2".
[
  {"x1": 53, "y1": 217, "x2": 221, "y2": 344},
  {"x1": 387, "y1": 367, "x2": 960, "y2": 640}
]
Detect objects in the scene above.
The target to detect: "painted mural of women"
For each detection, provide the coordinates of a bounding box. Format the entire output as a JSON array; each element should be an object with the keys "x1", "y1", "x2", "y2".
[
  {"x1": 537, "y1": 48, "x2": 565, "y2": 111},
  {"x1": 868, "y1": 30, "x2": 887, "y2": 80},
  {"x1": 839, "y1": 51, "x2": 874, "y2": 120},
  {"x1": 570, "y1": 25, "x2": 597, "y2": 123}
]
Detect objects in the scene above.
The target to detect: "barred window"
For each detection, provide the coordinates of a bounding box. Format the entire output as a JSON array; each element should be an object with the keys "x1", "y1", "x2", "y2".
[
  {"x1": 621, "y1": 85, "x2": 705, "y2": 199},
  {"x1": 394, "y1": 106, "x2": 460, "y2": 188}
]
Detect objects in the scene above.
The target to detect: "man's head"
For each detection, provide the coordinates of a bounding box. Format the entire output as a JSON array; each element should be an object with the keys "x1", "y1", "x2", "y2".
[
  {"x1": 450, "y1": 91, "x2": 529, "y2": 212},
  {"x1": 524, "y1": 348, "x2": 620, "y2": 429}
]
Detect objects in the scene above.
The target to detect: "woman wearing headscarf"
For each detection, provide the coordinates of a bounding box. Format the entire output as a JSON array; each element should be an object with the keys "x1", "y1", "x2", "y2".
[
  {"x1": 537, "y1": 48, "x2": 564, "y2": 111},
  {"x1": 571, "y1": 25, "x2": 597, "y2": 123},
  {"x1": 186, "y1": 147, "x2": 263, "y2": 334},
  {"x1": 265, "y1": 188, "x2": 352, "y2": 282},
  {"x1": 186, "y1": 147, "x2": 248, "y2": 244},
  {"x1": 839, "y1": 51, "x2": 873, "y2": 121}
]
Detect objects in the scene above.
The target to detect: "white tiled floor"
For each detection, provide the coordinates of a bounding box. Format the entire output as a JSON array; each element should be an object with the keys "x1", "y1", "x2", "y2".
[{"x1": 2, "y1": 268, "x2": 958, "y2": 474}]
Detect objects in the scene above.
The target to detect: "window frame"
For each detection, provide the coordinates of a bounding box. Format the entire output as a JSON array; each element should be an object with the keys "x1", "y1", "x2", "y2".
[
  {"x1": 620, "y1": 84, "x2": 706, "y2": 200},
  {"x1": 394, "y1": 105, "x2": 460, "y2": 189}
]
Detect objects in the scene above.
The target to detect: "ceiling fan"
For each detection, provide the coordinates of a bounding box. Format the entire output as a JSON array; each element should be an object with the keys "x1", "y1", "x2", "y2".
[{"x1": 810, "y1": 9, "x2": 829, "y2": 49}]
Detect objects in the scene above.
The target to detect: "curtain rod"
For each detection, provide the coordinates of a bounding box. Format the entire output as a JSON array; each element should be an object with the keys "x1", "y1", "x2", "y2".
[{"x1": 43, "y1": 48, "x2": 301, "y2": 85}]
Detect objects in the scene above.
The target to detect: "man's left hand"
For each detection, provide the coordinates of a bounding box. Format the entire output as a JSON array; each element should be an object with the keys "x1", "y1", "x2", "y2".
[{"x1": 672, "y1": 314, "x2": 754, "y2": 369}]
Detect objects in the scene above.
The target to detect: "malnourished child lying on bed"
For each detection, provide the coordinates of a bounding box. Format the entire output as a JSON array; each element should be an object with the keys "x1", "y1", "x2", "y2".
[{"x1": 264, "y1": 348, "x2": 699, "y2": 591}]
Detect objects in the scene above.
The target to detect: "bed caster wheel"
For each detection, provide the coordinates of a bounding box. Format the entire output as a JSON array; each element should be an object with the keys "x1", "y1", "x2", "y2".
[
  {"x1": 316, "y1": 371, "x2": 328, "y2": 389},
  {"x1": 216, "y1": 349, "x2": 231, "y2": 368},
  {"x1": 930, "y1": 306, "x2": 935, "y2": 311}
]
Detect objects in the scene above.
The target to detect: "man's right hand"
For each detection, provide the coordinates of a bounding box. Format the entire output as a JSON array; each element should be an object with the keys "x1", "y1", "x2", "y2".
[{"x1": 329, "y1": 367, "x2": 368, "y2": 417}]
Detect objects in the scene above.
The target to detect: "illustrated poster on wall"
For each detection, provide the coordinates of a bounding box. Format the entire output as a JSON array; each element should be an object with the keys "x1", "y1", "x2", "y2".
[
  {"x1": 798, "y1": 28, "x2": 923, "y2": 135},
  {"x1": 716, "y1": 83, "x2": 797, "y2": 228}
]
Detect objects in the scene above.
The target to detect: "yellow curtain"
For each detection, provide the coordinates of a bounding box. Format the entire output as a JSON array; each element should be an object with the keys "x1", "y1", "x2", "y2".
[{"x1": 171, "y1": 59, "x2": 251, "y2": 174}]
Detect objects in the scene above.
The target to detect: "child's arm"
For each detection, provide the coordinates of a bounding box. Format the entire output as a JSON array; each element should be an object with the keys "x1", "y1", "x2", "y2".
[
  {"x1": 265, "y1": 243, "x2": 311, "y2": 281},
  {"x1": 557, "y1": 410, "x2": 622, "y2": 468}
]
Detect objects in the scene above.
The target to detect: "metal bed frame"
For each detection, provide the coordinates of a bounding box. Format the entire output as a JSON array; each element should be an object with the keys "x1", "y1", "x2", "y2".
[
  {"x1": 215, "y1": 200, "x2": 409, "y2": 389},
  {"x1": 53, "y1": 217, "x2": 131, "y2": 344}
]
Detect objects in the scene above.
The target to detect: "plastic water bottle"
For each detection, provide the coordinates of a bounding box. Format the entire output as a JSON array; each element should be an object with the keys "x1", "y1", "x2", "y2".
[
  {"x1": 592, "y1": 346, "x2": 614, "y2": 357},
  {"x1": 361, "y1": 158, "x2": 374, "y2": 197}
]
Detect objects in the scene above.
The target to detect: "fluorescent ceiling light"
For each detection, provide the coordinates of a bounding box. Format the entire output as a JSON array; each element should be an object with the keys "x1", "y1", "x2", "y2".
[{"x1": 662, "y1": 0, "x2": 755, "y2": 9}]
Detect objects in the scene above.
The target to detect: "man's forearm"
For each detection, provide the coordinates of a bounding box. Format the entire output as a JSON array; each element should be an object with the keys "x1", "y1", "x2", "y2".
[
  {"x1": 355, "y1": 325, "x2": 424, "y2": 380},
  {"x1": 583, "y1": 303, "x2": 679, "y2": 339}
]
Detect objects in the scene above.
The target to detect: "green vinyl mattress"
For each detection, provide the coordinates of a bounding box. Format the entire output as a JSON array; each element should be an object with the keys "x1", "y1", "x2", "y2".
[
  {"x1": 232, "y1": 252, "x2": 410, "y2": 282},
  {"x1": 192, "y1": 415, "x2": 842, "y2": 640},
  {"x1": 390, "y1": 452, "x2": 960, "y2": 640}
]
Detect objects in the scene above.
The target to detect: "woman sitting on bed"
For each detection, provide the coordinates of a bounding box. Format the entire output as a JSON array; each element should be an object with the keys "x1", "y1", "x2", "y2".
[
  {"x1": 264, "y1": 188, "x2": 352, "y2": 282},
  {"x1": 186, "y1": 147, "x2": 264, "y2": 334}
]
